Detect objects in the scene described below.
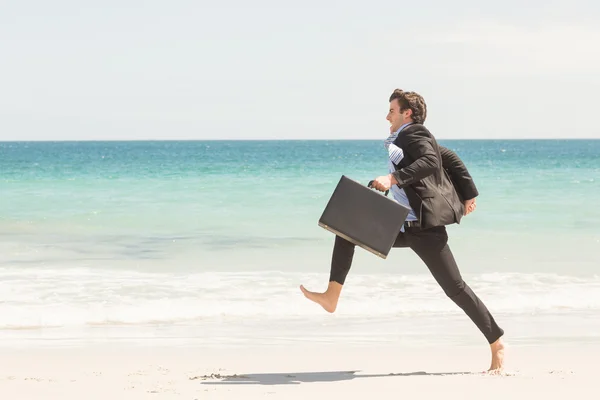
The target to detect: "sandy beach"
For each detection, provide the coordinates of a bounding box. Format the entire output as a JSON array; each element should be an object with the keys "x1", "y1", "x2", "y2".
[{"x1": 0, "y1": 341, "x2": 595, "y2": 399}]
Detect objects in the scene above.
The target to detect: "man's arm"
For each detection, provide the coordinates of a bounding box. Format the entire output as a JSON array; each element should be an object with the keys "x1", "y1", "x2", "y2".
[
  {"x1": 439, "y1": 145, "x2": 479, "y2": 200},
  {"x1": 390, "y1": 127, "x2": 439, "y2": 188}
]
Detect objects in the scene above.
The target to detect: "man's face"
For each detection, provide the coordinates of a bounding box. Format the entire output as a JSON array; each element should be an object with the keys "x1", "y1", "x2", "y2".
[{"x1": 386, "y1": 99, "x2": 411, "y2": 133}]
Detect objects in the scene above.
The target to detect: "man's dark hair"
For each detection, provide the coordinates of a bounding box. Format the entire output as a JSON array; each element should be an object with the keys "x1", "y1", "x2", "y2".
[{"x1": 389, "y1": 89, "x2": 427, "y2": 124}]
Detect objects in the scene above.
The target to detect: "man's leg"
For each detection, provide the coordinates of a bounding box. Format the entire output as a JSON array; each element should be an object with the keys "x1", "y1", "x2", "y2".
[
  {"x1": 300, "y1": 235, "x2": 355, "y2": 313},
  {"x1": 300, "y1": 231, "x2": 409, "y2": 312},
  {"x1": 406, "y1": 226, "x2": 505, "y2": 372}
]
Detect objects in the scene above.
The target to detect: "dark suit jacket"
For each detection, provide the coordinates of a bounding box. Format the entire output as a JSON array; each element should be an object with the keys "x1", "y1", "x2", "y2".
[{"x1": 390, "y1": 123, "x2": 478, "y2": 229}]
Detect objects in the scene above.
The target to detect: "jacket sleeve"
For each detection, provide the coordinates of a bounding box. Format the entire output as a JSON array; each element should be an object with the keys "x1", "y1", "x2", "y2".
[
  {"x1": 391, "y1": 127, "x2": 439, "y2": 188},
  {"x1": 439, "y1": 145, "x2": 479, "y2": 200}
]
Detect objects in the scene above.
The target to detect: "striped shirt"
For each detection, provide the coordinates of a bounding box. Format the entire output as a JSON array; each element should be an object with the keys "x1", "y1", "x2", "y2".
[{"x1": 385, "y1": 123, "x2": 418, "y2": 223}]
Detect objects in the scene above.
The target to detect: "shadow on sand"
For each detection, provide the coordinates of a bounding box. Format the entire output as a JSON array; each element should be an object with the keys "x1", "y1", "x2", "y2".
[{"x1": 193, "y1": 370, "x2": 477, "y2": 385}]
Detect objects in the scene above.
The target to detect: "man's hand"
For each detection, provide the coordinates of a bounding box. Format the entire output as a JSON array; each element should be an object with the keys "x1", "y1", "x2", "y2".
[
  {"x1": 370, "y1": 174, "x2": 397, "y2": 192},
  {"x1": 464, "y1": 198, "x2": 477, "y2": 216}
]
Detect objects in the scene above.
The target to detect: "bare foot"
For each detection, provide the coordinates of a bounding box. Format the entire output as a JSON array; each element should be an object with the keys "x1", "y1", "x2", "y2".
[
  {"x1": 299, "y1": 281, "x2": 342, "y2": 313},
  {"x1": 486, "y1": 337, "x2": 505, "y2": 374}
]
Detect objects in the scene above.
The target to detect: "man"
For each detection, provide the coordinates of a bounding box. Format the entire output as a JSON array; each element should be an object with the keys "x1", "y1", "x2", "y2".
[{"x1": 300, "y1": 89, "x2": 505, "y2": 373}]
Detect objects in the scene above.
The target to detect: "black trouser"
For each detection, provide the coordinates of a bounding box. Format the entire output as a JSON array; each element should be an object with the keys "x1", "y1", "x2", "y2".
[{"x1": 329, "y1": 225, "x2": 504, "y2": 344}]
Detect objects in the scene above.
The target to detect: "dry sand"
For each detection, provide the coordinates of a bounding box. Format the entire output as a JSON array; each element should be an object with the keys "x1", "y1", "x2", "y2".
[{"x1": 0, "y1": 341, "x2": 595, "y2": 399}]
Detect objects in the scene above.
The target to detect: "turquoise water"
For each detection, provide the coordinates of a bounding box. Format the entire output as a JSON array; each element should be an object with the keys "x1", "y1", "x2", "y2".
[{"x1": 1, "y1": 140, "x2": 599, "y2": 345}]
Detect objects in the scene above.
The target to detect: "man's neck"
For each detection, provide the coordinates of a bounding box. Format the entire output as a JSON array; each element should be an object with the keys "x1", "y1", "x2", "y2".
[{"x1": 394, "y1": 121, "x2": 413, "y2": 134}]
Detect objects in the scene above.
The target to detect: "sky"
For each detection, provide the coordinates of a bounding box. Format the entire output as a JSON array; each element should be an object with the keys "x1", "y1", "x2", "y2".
[{"x1": 1, "y1": 0, "x2": 600, "y2": 140}]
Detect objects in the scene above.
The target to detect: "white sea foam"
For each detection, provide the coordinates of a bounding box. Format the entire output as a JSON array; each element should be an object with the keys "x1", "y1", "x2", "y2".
[{"x1": 1, "y1": 268, "x2": 599, "y2": 330}]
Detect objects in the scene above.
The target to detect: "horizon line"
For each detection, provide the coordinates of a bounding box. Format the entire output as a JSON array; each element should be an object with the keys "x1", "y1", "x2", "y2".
[{"x1": 1, "y1": 137, "x2": 599, "y2": 142}]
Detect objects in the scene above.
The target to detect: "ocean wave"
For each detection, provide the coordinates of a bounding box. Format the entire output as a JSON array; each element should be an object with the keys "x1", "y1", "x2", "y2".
[{"x1": 1, "y1": 269, "x2": 599, "y2": 329}]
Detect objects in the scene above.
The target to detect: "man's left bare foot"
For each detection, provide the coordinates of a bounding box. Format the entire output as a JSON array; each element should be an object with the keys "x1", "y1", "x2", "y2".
[{"x1": 299, "y1": 281, "x2": 342, "y2": 313}]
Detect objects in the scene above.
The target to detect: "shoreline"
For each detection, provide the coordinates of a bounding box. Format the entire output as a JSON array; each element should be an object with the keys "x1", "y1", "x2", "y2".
[{"x1": 2, "y1": 309, "x2": 599, "y2": 349}]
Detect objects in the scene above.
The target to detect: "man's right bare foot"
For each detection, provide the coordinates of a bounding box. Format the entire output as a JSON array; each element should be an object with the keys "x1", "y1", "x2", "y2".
[
  {"x1": 299, "y1": 281, "x2": 343, "y2": 313},
  {"x1": 487, "y1": 337, "x2": 506, "y2": 374}
]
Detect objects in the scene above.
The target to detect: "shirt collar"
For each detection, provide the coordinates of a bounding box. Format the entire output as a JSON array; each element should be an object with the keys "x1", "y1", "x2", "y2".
[{"x1": 394, "y1": 122, "x2": 412, "y2": 135}]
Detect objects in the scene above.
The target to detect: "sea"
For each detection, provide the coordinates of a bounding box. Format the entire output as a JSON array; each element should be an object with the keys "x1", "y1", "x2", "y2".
[{"x1": 1, "y1": 139, "x2": 599, "y2": 348}]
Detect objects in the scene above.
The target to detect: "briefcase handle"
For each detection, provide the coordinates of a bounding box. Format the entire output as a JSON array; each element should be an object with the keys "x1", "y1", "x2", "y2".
[{"x1": 367, "y1": 180, "x2": 389, "y2": 196}]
